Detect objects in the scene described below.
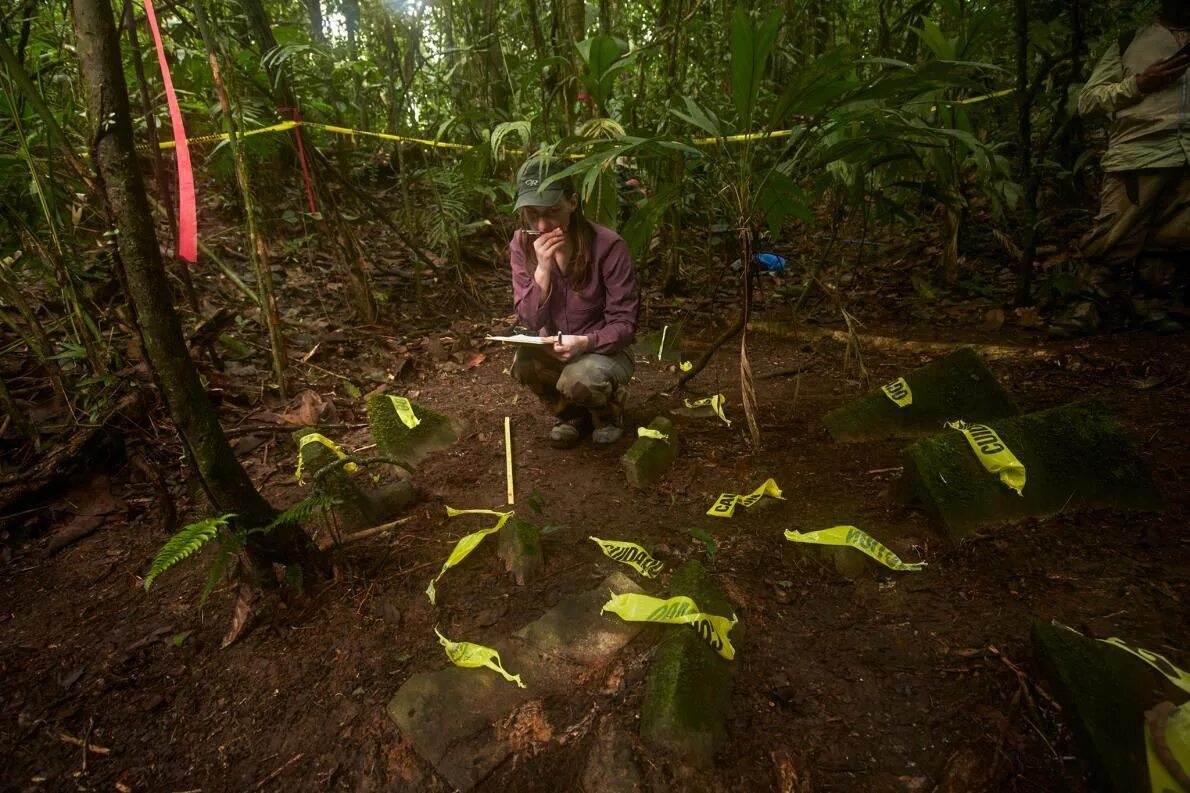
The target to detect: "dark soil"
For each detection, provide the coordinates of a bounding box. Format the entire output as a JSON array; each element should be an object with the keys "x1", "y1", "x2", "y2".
[{"x1": 2, "y1": 246, "x2": 1188, "y2": 792}]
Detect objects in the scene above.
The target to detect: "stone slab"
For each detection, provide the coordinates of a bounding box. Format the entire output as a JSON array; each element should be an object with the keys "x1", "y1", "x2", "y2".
[
  {"x1": 639, "y1": 560, "x2": 736, "y2": 769},
  {"x1": 823, "y1": 346, "x2": 1019, "y2": 441},
  {"x1": 895, "y1": 400, "x2": 1161, "y2": 536},
  {"x1": 1031, "y1": 622, "x2": 1162, "y2": 792},
  {"x1": 366, "y1": 395, "x2": 461, "y2": 469},
  {"x1": 388, "y1": 573, "x2": 645, "y2": 790},
  {"x1": 498, "y1": 515, "x2": 544, "y2": 586},
  {"x1": 622, "y1": 416, "x2": 679, "y2": 489}
]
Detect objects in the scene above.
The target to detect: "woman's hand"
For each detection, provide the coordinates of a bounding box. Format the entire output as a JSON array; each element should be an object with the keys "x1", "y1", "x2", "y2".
[
  {"x1": 532, "y1": 228, "x2": 566, "y2": 272},
  {"x1": 552, "y1": 334, "x2": 589, "y2": 361}
]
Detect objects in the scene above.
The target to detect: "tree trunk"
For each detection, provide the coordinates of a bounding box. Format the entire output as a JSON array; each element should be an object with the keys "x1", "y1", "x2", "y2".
[
  {"x1": 1014, "y1": 0, "x2": 1033, "y2": 304},
  {"x1": 483, "y1": 0, "x2": 511, "y2": 112},
  {"x1": 305, "y1": 0, "x2": 325, "y2": 44},
  {"x1": 69, "y1": 0, "x2": 324, "y2": 575}
]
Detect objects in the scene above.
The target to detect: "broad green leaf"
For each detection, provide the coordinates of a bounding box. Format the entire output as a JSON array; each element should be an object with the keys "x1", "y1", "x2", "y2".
[{"x1": 730, "y1": 6, "x2": 783, "y2": 129}]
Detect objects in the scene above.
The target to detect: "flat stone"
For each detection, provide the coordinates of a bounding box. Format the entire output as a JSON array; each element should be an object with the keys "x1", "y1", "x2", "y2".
[
  {"x1": 896, "y1": 400, "x2": 1161, "y2": 536},
  {"x1": 622, "y1": 417, "x2": 679, "y2": 489},
  {"x1": 823, "y1": 346, "x2": 1019, "y2": 441},
  {"x1": 1031, "y1": 622, "x2": 1165, "y2": 792},
  {"x1": 498, "y1": 515, "x2": 544, "y2": 586},
  {"x1": 582, "y1": 716, "x2": 642, "y2": 793},
  {"x1": 366, "y1": 395, "x2": 461, "y2": 469},
  {"x1": 639, "y1": 560, "x2": 736, "y2": 770},
  {"x1": 388, "y1": 573, "x2": 646, "y2": 790}
]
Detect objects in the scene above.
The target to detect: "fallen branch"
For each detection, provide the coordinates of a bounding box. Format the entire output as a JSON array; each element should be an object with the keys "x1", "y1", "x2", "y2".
[
  {"x1": 59, "y1": 732, "x2": 111, "y2": 755},
  {"x1": 751, "y1": 321, "x2": 1054, "y2": 361},
  {"x1": 317, "y1": 515, "x2": 413, "y2": 551}
]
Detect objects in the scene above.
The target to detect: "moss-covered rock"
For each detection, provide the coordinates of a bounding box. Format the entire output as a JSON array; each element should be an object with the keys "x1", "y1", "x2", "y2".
[
  {"x1": 365, "y1": 394, "x2": 460, "y2": 469},
  {"x1": 622, "y1": 416, "x2": 679, "y2": 489},
  {"x1": 292, "y1": 428, "x2": 416, "y2": 532},
  {"x1": 823, "y1": 346, "x2": 1019, "y2": 442},
  {"x1": 640, "y1": 560, "x2": 737, "y2": 769},
  {"x1": 498, "y1": 515, "x2": 543, "y2": 586},
  {"x1": 1031, "y1": 622, "x2": 1159, "y2": 793},
  {"x1": 896, "y1": 400, "x2": 1160, "y2": 536}
]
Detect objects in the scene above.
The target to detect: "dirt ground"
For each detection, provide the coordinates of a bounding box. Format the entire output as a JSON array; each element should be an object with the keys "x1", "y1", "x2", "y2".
[{"x1": 2, "y1": 237, "x2": 1189, "y2": 792}]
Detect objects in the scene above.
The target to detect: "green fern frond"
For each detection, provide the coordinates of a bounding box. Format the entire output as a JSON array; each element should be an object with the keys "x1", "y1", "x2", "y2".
[
  {"x1": 143, "y1": 514, "x2": 233, "y2": 591},
  {"x1": 259, "y1": 493, "x2": 335, "y2": 534},
  {"x1": 198, "y1": 543, "x2": 237, "y2": 608}
]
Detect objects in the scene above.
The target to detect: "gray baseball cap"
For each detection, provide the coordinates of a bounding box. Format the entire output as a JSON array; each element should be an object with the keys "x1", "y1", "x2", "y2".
[{"x1": 514, "y1": 156, "x2": 569, "y2": 211}]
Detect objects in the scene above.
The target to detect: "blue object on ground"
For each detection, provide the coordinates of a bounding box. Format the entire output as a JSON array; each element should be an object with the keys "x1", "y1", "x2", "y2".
[{"x1": 755, "y1": 253, "x2": 786, "y2": 273}]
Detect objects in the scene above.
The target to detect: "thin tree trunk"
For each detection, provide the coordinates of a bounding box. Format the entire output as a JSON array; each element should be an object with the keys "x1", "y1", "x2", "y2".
[
  {"x1": 305, "y1": 0, "x2": 325, "y2": 44},
  {"x1": 69, "y1": 0, "x2": 323, "y2": 575},
  {"x1": 123, "y1": 0, "x2": 199, "y2": 313},
  {"x1": 1014, "y1": 0, "x2": 1033, "y2": 304},
  {"x1": 598, "y1": 0, "x2": 611, "y2": 34},
  {"x1": 192, "y1": 0, "x2": 288, "y2": 397}
]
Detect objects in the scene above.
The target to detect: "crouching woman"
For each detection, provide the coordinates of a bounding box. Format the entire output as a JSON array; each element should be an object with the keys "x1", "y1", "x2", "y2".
[{"x1": 509, "y1": 156, "x2": 640, "y2": 448}]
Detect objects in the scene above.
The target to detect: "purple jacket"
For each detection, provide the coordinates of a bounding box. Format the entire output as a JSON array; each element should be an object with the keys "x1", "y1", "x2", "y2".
[{"x1": 510, "y1": 223, "x2": 639, "y2": 355}]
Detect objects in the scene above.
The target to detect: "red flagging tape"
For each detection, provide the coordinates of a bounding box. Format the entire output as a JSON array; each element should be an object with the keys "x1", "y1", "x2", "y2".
[{"x1": 143, "y1": 0, "x2": 197, "y2": 262}]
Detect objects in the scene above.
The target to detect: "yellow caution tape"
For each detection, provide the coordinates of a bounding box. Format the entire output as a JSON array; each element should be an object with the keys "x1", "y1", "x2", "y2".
[
  {"x1": 601, "y1": 592, "x2": 737, "y2": 660},
  {"x1": 387, "y1": 395, "x2": 420, "y2": 429},
  {"x1": 946, "y1": 420, "x2": 1026, "y2": 496},
  {"x1": 784, "y1": 525, "x2": 926, "y2": 571},
  {"x1": 684, "y1": 394, "x2": 731, "y2": 426},
  {"x1": 637, "y1": 427, "x2": 669, "y2": 442},
  {"x1": 589, "y1": 537, "x2": 664, "y2": 578},
  {"x1": 1101, "y1": 637, "x2": 1190, "y2": 695},
  {"x1": 426, "y1": 507, "x2": 514, "y2": 605},
  {"x1": 294, "y1": 432, "x2": 358, "y2": 483},
  {"x1": 1146, "y1": 702, "x2": 1190, "y2": 793},
  {"x1": 435, "y1": 627, "x2": 525, "y2": 688},
  {"x1": 679, "y1": 360, "x2": 693, "y2": 372},
  {"x1": 707, "y1": 477, "x2": 783, "y2": 518},
  {"x1": 881, "y1": 377, "x2": 912, "y2": 407}
]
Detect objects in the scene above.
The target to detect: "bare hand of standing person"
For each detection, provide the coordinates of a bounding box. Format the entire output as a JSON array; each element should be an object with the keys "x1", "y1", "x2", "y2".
[{"x1": 1136, "y1": 50, "x2": 1190, "y2": 94}]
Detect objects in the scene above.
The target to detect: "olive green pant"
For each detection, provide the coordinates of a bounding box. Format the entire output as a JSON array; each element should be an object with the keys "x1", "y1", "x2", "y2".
[{"x1": 511, "y1": 346, "x2": 633, "y2": 427}]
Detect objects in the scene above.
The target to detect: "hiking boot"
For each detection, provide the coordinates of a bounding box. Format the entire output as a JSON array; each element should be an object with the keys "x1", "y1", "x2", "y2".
[
  {"x1": 549, "y1": 412, "x2": 591, "y2": 449},
  {"x1": 591, "y1": 423, "x2": 623, "y2": 445}
]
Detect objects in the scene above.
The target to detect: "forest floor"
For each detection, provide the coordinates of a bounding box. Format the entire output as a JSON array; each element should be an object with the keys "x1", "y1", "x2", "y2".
[{"x1": 1, "y1": 214, "x2": 1188, "y2": 793}]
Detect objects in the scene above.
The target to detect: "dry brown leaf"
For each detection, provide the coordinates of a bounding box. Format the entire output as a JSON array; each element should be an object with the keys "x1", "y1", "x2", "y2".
[
  {"x1": 221, "y1": 584, "x2": 255, "y2": 649},
  {"x1": 978, "y1": 308, "x2": 1005, "y2": 332},
  {"x1": 1015, "y1": 306, "x2": 1043, "y2": 328}
]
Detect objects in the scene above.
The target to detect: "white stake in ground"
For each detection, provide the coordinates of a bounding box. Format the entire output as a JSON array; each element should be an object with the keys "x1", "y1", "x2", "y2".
[{"x1": 504, "y1": 416, "x2": 515, "y2": 505}]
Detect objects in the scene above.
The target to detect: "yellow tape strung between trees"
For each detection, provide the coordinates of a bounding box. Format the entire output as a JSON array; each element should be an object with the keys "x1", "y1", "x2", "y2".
[
  {"x1": 589, "y1": 537, "x2": 664, "y2": 578},
  {"x1": 144, "y1": 86, "x2": 1016, "y2": 154},
  {"x1": 637, "y1": 427, "x2": 669, "y2": 442},
  {"x1": 881, "y1": 377, "x2": 912, "y2": 407},
  {"x1": 435, "y1": 627, "x2": 525, "y2": 688},
  {"x1": 707, "y1": 477, "x2": 783, "y2": 518},
  {"x1": 601, "y1": 592, "x2": 738, "y2": 660},
  {"x1": 946, "y1": 420, "x2": 1026, "y2": 495},
  {"x1": 684, "y1": 394, "x2": 731, "y2": 426},
  {"x1": 426, "y1": 507, "x2": 514, "y2": 605},
  {"x1": 294, "y1": 432, "x2": 358, "y2": 484},
  {"x1": 387, "y1": 395, "x2": 420, "y2": 428},
  {"x1": 784, "y1": 525, "x2": 926, "y2": 571}
]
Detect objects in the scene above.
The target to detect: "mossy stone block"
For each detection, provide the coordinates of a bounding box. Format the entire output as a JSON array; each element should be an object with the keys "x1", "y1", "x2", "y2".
[
  {"x1": 1031, "y1": 622, "x2": 1158, "y2": 792},
  {"x1": 293, "y1": 427, "x2": 379, "y2": 530},
  {"x1": 640, "y1": 560, "x2": 736, "y2": 769},
  {"x1": 824, "y1": 346, "x2": 1019, "y2": 441},
  {"x1": 622, "y1": 417, "x2": 678, "y2": 490},
  {"x1": 365, "y1": 394, "x2": 460, "y2": 469},
  {"x1": 497, "y1": 515, "x2": 543, "y2": 586},
  {"x1": 897, "y1": 400, "x2": 1160, "y2": 536}
]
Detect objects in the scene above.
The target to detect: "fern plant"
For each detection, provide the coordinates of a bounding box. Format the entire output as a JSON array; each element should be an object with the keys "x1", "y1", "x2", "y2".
[{"x1": 143, "y1": 494, "x2": 336, "y2": 603}]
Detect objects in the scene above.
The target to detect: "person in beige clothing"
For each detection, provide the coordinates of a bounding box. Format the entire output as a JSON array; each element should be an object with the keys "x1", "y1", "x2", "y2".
[{"x1": 1053, "y1": 1, "x2": 1190, "y2": 338}]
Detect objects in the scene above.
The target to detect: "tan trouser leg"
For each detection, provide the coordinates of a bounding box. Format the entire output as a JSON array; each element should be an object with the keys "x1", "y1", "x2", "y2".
[{"x1": 1080, "y1": 168, "x2": 1188, "y2": 267}]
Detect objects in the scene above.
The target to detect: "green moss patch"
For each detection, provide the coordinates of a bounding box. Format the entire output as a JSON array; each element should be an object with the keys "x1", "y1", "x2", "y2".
[
  {"x1": 622, "y1": 416, "x2": 679, "y2": 489},
  {"x1": 365, "y1": 394, "x2": 460, "y2": 469}
]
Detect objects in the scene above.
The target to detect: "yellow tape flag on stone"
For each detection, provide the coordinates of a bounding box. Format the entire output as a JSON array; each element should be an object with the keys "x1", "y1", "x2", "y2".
[
  {"x1": 679, "y1": 360, "x2": 693, "y2": 372},
  {"x1": 435, "y1": 627, "x2": 525, "y2": 688},
  {"x1": 784, "y1": 526, "x2": 926, "y2": 571},
  {"x1": 589, "y1": 537, "x2": 664, "y2": 578},
  {"x1": 387, "y1": 395, "x2": 420, "y2": 429},
  {"x1": 946, "y1": 420, "x2": 1026, "y2": 496},
  {"x1": 426, "y1": 507, "x2": 514, "y2": 605},
  {"x1": 1100, "y1": 637, "x2": 1190, "y2": 695},
  {"x1": 637, "y1": 427, "x2": 669, "y2": 442},
  {"x1": 294, "y1": 432, "x2": 359, "y2": 484},
  {"x1": 601, "y1": 592, "x2": 737, "y2": 660},
  {"x1": 684, "y1": 394, "x2": 731, "y2": 426},
  {"x1": 707, "y1": 478, "x2": 784, "y2": 518},
  {"x1": 1146, "y1": 701, "x2": 1190, "y2": 793},
  {"x1": 881, "y1": 377, "x2": 913, "y2": 408}
]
